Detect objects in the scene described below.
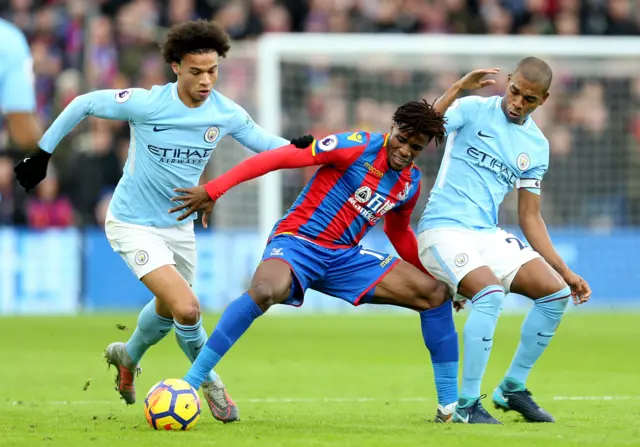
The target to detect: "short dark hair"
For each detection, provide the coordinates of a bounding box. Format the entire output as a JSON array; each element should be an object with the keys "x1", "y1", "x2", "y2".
[
  {"x1": 161, "y1": 20, "x2": 231, "y2": 64},
  {"x1": 513, "y1": 57, "x2": 553, "y2": 93},
  {"x1": 393, "y1": 99, "x2": 446, "y2": 146}
]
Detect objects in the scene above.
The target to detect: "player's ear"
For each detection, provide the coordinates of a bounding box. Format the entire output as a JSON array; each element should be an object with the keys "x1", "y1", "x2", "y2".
[
  {"x1": 171, "y1": 62, "x2": 180, "y2": 76},
  {"x1": 541, "y1": 92, "x2": 550, "y2": 105}
]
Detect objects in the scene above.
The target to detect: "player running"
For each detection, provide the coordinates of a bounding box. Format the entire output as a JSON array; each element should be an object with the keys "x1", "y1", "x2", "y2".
[
  {"x1": 0, "y1": 18, "x2": 42, "y2": 151},
  {"x1": 420, "y1": 57, "x2": 592, "y2": 424},
  {"x1": 168, "y1": 76, "x2": 498, "y2": 422},
  {"x1": 13, "y1": 20, "x2": 310, "y2": 423}
]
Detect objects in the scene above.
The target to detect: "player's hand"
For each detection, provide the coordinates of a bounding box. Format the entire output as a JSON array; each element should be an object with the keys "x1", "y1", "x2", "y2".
[
  {"x1": 169, "y1": 185, "x2": 215, "y2": 226},
  {"x1": 562, "y1": 270, "x2": 591, "y2": 305},
  {"x1": 291, "y1": 135, "x2": 314, "y2": 149},
  {"x1": 454, "y1": 68, "x2": 500, "y2": 92},
  {"x1": 13, "y1": 148, "x2": 51, "y2": 192}
]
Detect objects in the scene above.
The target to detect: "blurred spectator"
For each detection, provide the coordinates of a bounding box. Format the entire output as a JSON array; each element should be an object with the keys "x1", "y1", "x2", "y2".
[
  {"x1": 0, "y1": 155, "x2": 15, "y2": 224},
  {"x1": 25, "y1": 166, "x2": 74, "y2": 228}
]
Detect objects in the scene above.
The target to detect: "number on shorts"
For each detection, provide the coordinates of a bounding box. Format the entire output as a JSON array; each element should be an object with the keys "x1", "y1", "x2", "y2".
[
  {"x1": 359, "y1": 249, "x2": 385, "y2": 261},
  {"x1": 506, "y1": 236, "x2": 526, "y2": 250}
]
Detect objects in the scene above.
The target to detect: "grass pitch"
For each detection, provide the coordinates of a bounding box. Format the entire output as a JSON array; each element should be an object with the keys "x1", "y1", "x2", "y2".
[{"x1": 1, "y1": 312, "x2": 639, "y2": 446}]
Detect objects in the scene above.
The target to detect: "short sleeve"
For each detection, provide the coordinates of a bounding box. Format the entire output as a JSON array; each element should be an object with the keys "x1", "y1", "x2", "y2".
[
  {"x1": 516, "y1": 146, "x2": 549, "y2": 195},
  {"x1": 444, "y1": 96, "x2": 482, "y2": 135},
  {"x1": 0, "y1": 42, "x2": 35, "y2": 112}
]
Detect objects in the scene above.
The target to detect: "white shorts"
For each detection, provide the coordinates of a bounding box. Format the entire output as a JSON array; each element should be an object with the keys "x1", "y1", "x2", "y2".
[
  {"x1": 417, "y1": 227, "x2": 541, "y2": 295},
  {"x1": 104, "y1": 210, "x2": 196, "y2": 283}
]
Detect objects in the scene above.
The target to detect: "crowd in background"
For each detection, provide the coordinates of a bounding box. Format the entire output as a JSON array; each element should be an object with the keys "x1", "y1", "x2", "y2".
[{"x1": 0, "y1": 0, "x2": 638, "y2": 230}]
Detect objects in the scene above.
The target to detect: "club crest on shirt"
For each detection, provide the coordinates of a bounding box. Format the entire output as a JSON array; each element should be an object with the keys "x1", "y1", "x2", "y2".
[
  {"x1": 517, "y1": 153, "x2": 530, "y2": 171},
  {"x1": 396, "y1": 182, "x2": 413, "y2": 200},
  {"x1": 204, "y1": 126, "x2": 219, "y2": 143},
  {"x1": 354, "y1": 186, "x2": 372, "y2": 203},
  {"x1": 115, "y1": 88, "x2": 132, "y2": 103}
]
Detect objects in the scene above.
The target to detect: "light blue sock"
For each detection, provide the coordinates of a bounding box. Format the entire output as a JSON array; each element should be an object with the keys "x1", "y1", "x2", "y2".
[
  {"x1": 420, "y1": 301, "x2": 459, "y2": 406},
  {"x1": 125, "y1": 298, "x2": 173, "y2": 364},
  {"x1": 184, "y1": 292, "x2": 263, "y2": 389},
  {"x1": 174, "y1": 318, "x2": 218, "y2": 383},
  {"x1": 460, "y1": 285, "x2": 505, "y2": 405},
  {"x1": 502, "y1": 287, "x2": 570, "y2": 390}
]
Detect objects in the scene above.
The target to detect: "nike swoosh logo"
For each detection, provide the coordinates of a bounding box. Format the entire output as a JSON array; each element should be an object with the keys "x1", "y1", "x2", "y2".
[
  {"x1": 153, "y1": 126, "x2": 172, "y2": 132},
  {"x1": 159, "y1": 329, "x2": 171, "y2": 334},
  {"x1": 482, "y1": 337, "x2": 493, "y2": 342},
  {"x1": 537, "y1": 332, "x2": 554, "y2": 337},
  {"x1": 194, "y1": 341, "x2": 205, "y2": 351},
  {"x1": 477, "y1": 130, "x2": 493, "y2": 138}
]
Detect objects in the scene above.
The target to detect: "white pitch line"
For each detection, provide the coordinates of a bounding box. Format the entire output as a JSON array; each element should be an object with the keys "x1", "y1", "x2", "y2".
[{"x1": 7, "y1": 395, "x2": 640, "y2": 406}]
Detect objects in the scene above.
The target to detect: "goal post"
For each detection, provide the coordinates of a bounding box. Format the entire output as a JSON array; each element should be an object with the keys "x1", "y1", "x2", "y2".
[
  {"x1": 256, "y1": 33, "x2": 640, "y2": 237},
  {"x1": 254, "y1": 33, "x2": 640, "y2": 310}
]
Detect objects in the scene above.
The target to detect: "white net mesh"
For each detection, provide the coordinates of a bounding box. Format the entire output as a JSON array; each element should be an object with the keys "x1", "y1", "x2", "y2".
[{"x1": 270, "y1": 49, "x2": 637, "y2": 230}]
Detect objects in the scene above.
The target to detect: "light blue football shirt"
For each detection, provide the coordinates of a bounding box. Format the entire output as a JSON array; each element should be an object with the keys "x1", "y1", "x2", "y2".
[
  {"x1": 0, "y1": 19, "x2": 36, "y2": 114},
  {"x1": 39, "y1": 83, "x2": 289, "y2": 227},
  {"x1": 418, "y1": 95, "x2": 549, "y2": 233}
]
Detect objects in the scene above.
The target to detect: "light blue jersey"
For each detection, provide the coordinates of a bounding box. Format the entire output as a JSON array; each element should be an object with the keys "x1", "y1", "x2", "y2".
[
  {"x1": 0, "y1": 18, "x2": 36, "y2": 114},
  {"x1": 39, "y1": 83, "x2": 289, "y2": 227},
  {"x1": 418, "y1": 95, "x2": 549, "y2": 233}
]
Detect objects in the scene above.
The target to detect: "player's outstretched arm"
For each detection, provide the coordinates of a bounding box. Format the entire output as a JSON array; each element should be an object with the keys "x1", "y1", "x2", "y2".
[
  {"x1": 38, "y1": 89, "x2": 150, "y2": 154},
  {"x1": 169, "y1": 141, "x2": 348, "y2": 223},
  {"x1": 518, "y1": 189, "x2": 591, "y2": 304},
  {"x1": 14, "y1": 88, "x2": 152, "y2": 192},
  {"x1": 433, "y1": 68, "x2": 500, "y2": 117}
]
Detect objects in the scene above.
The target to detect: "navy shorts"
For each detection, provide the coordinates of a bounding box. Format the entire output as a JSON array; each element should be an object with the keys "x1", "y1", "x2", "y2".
[{"x1": 260, "y1": 235, "x2": 400, "y2": 307}]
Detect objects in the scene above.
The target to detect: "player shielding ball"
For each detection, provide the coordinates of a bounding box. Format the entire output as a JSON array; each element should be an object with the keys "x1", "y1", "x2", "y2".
[
  {"x1": 420, "y1": 58, "x2": 592, "y2": 424},
  {"x1": 169, "y1": 74, "x2": 502, "y2": 421},
  {"x1": 13, "y1": 20, "x2": 311, "y2": 423}
]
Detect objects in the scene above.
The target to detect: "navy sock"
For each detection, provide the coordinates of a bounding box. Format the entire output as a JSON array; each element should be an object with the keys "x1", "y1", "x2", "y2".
[
  {"x1": 460, "y1": 285, "x2": 505, "y2": 403},
  {"x1": 420, "y1": 301, "x2": 459, "y2": 406},
  {"x1": 184, "y1": 293, "x2": 263, "y2": 389},
  {"x1": 502, "y1": 287, "x2": 570, "y2": 389},
  {"x1": 125, "y1": 298, "x2": 173, "y2": 364}
]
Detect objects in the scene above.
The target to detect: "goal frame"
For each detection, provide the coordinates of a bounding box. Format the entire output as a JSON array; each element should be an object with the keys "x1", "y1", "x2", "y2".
[{"x1": 256, "y1": 33, "x2": 640, "y2": 239}]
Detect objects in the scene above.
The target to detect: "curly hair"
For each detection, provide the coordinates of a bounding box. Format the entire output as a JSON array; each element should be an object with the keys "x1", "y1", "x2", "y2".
[
  {"x1": 161, "y1": 20, "x2": 231, "y2": 64},
  {"x1": 392, "y1": 99, "x2": 446, "y2": 147}
]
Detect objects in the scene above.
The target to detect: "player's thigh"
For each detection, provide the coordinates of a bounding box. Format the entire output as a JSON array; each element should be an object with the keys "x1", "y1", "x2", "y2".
[
  {"x1": 142, "y1": 265, "x2": 199, "y2": 324},
  {"x1": 482, "y1": 229, "x2": 552, "y2": 295},
  {"x1": 105, "y1": 214, "x2": 177, "y2": 282},
  {"x1": 249, "y1": 236, "x2": 326, "y2": 311},
  {"x1": 510, "y1": 257, "x2": 567, "y2": 299},
  {"x1": 248, "y1": 259, "x2": 293, "y2": 308},
  {"x1": 369, "y1": 260, "x2": 451, "y2": 311},
  {"x1": 165, "y1": 222, "x2": 196, "y2": 285},
  {"x1": 417, "y1": 228, "x2": 500, "y2": 299}
]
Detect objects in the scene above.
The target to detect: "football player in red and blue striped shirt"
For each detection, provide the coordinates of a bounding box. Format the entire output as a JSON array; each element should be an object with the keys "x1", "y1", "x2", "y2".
[{"x1": 171, "y1": 99, "x2": 459, "y2": 422}]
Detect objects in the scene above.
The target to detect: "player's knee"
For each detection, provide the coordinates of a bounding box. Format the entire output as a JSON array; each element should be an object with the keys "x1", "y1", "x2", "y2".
[
  {"x1": 172, "y1": 302, "x2": 200, "y2": 325},
  {"x1": 415, "y1": 280, "x2": 452, "y2": 311},
  {"x1": 248, "y1": 280, "x2": 287, "y2": 312}
]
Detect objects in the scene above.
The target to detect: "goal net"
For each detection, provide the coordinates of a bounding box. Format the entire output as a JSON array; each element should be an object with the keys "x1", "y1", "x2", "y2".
[{"x1": 250, "y1": 34, "x2": 640, "y2": 310}]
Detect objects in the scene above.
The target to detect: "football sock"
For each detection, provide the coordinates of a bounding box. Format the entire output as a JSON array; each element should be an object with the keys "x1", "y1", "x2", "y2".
[
  {"x1": 460, "y1": 285, "x2": 505, "y2": 404},
  {"x1": 184, "y1": 292, "x2": 263, "y2": 389},
  {"x1": 502, "y1": 286, "x2": 570, "y2": 389},
  {"x1": 125, "y1": 298, "x2": 173, "y2": 364},
  {"x1": 175, "y1": 317, "x2": 218, "y2": 383},
  {"x1": 420, "y1": 301, "x2": 459, "y2": 406}
]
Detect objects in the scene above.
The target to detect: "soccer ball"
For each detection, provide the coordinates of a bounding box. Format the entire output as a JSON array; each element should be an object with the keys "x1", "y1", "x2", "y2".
[{"x1": 144, "y1": 379, "x2": 201, "y2": 431}]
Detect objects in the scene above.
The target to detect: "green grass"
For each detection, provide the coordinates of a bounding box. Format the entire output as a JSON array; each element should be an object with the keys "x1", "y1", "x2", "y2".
[{"x1": 1, "y1": 312, "x2": 639, "y2": 446}]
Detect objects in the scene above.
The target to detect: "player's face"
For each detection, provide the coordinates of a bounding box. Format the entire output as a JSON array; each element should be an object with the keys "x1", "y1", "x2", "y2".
[
  {"x1": 172, "y1": 51, "x2": 219, "y2": 107},
  {"x1": 501, "y1": 72, "x2": 549, "y2": 124},
  {"x1": 386, "y1": 127, "x2": 429, "y2": 171}
]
